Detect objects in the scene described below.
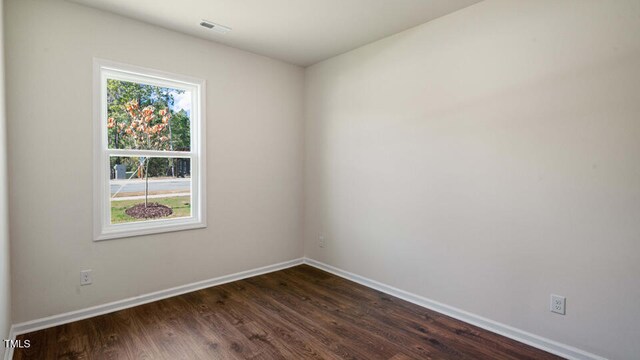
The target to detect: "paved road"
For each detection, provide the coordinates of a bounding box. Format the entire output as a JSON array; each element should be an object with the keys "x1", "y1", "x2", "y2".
[{"x1": 110, "y1": 178, "x2": 190, "y2": 194}]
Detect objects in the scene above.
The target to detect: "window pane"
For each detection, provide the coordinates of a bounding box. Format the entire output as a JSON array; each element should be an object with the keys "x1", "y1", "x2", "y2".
[
  {"x1": 109, "y1": 156, "x2": 191, "y2": 224},
  {"x1": 107, "y1": 79, "x2": 191, "y2": 151}
]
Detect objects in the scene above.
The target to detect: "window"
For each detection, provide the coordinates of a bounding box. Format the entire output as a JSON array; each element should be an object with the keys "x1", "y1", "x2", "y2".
[{"x1": 93, "y1": 59, "x2": 206, "y2": 240}]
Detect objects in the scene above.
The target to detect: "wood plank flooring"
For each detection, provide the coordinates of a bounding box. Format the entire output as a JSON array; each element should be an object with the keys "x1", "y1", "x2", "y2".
[{"x1": 13, "y1": 265, "x2": 563, "y2": 359}]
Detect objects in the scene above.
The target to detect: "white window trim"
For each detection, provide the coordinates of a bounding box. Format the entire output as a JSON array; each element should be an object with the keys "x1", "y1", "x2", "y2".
[{"x1": 93, "y1": 58, "x2": 206, "y2": 241}]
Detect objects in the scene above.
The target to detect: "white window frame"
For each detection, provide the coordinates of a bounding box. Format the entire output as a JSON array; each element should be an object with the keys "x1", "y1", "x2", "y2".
[{"x1": 93, "y1": 59, "x2": 206, "y2": 241}]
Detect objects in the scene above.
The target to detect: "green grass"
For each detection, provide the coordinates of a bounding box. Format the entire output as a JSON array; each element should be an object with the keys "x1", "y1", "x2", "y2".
[{"x1": 111, "y1": 196, "x2": 191, "y2": 224}]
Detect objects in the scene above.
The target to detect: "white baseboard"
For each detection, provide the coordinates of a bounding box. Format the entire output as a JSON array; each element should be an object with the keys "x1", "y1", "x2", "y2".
[
  {"x1": 8, "y1": 258, "x2": 304, "y2": 341},
  {"x1": 302, "y1": 257, "x2": 606, "y2": 360}
]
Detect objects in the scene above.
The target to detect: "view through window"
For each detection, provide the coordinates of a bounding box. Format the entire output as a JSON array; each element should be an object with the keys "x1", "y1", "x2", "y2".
[{"x1": 107, "y1": 80, "x2": 192, "y2": 224}]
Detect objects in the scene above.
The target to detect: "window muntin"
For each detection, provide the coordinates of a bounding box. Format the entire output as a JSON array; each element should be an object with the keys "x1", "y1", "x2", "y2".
[{"x1": 94, "y1": 60, "x2": 205, "y2": 240}]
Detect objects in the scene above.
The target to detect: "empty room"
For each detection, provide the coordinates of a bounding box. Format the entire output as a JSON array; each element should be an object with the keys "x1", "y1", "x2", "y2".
[{"x1": 1, "y1": 0, "x2": 639, "y2": 359}]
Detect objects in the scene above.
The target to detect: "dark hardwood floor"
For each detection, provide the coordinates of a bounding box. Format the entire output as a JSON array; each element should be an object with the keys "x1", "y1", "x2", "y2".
[{"x1": 14, "y1": 265, "x2": 563, "y2": 359}]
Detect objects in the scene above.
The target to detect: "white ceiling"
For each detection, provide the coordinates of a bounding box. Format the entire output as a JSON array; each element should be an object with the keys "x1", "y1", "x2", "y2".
[{"x1": 68, "y1": 0, "x2": 482, "y2": 67}]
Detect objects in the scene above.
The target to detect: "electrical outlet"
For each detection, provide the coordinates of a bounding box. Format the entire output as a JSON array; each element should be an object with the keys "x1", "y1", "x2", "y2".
[
  {"x1": 550, "y1": 294, "x2": 566, "y2": 315},
  {"x1": 319, "y1": 235, "x2": 326, "y2": 248},
  {"x1": 80, "y1": 270, "x2": 93, "y2": 286}
]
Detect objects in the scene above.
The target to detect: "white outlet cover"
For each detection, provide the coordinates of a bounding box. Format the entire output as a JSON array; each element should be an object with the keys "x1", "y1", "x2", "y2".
[
  {"x1": 550, "y1": 294, "x2": 566, "y2": 315},
  {"x1": 80, "y1": 269, "x2": 93, "y2": 286}
]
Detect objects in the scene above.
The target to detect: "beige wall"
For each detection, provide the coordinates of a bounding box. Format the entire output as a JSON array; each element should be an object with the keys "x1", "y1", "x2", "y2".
[
  {"x1": 5, "y1": 0, "x2": 304, "y2": 323},
  {"x1": 304, "y1": 0, "x2": 640, "y2": 358},
  {"x1": 1, "y1": 0, "x2": 12, "y2": 357}
]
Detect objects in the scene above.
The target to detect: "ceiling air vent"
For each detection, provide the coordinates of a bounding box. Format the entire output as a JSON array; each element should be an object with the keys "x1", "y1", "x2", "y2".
[{"x1": 199, "y1": 20, "x2": 231, "y2": 34}]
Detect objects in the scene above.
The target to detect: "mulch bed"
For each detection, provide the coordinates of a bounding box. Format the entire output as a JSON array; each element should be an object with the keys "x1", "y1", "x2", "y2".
[{"x1": 125, "y1": 203, "x2": 173, "y2": 219}]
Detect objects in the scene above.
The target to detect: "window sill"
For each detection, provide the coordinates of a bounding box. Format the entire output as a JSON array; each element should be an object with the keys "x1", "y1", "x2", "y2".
[{"x1": 94, "y1": 218, "x2": 207, "y2": 241}]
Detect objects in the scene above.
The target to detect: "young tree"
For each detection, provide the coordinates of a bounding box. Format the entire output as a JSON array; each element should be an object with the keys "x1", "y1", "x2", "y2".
[{"x1": 108, "y1": 99, "x2": 172, "y2": 207}]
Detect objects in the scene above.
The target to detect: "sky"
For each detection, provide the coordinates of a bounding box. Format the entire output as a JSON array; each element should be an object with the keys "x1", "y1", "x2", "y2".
[{"x1": 170, "y1": 90, "x2": 191, "y2": 115}]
